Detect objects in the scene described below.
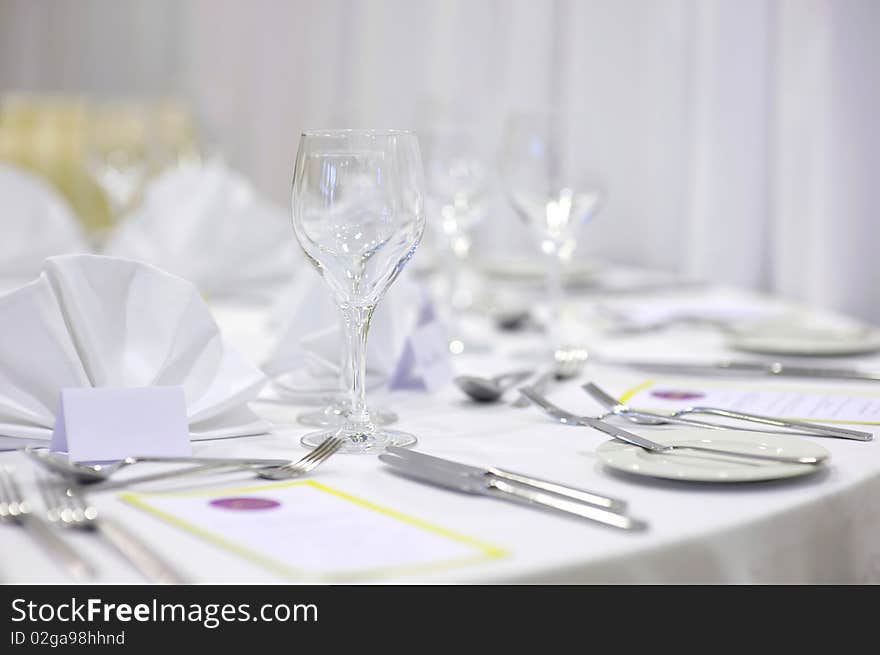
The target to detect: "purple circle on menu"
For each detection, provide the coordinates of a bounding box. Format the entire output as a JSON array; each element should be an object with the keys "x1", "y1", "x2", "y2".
[
  {"x1": 210, "y1": 497, "x2": 281, "y2": 511},
  {"x1": 651, "y1": 390, "x2": 705, "y2": 401}
]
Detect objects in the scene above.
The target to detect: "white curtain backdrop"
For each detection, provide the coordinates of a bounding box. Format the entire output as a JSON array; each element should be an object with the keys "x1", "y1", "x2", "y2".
[{"x1": 1, "y1": 0, "x2": 878, "y2": 322}]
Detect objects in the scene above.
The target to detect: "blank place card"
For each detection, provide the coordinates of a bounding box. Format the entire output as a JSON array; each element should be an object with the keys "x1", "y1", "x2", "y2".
[{"x1": 50, "y1": 386, "x2": 191, "y2": 462}]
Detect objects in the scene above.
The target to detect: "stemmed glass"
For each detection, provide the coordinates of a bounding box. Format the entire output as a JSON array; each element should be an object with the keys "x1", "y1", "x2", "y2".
[
  {"x1": 296, "y1": 339, "x2": 398, "y2": 428},
  {"x1": 291, "y1": 129, "x2": 426, "y2": 453},
  {"x1": 500, "y1": 112, "x2": 604, "y2": 351},
  {"x1": 422, "y1": 127, "x2": 490, "y2": 354},
  {"x1": 85, "y1": 101, "x2": 153, "y2": 239}
]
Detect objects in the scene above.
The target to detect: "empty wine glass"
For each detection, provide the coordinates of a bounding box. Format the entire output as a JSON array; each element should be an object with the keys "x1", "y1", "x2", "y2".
[
  {"x1": 422, "y1": 127, "x2": 490, "y2": 354},
  {"x1": 500, "y1": 112, "x2": 604, "y2": 351},
  {"x1": 85, "y1": 101, "x2": 153, "y2": 233},
  {"x1": 291, "y1": 129, "x2": 426, "y2": 453},
  {"x1": 297, "y1": 337, "x2": 398, "y2": 428}
]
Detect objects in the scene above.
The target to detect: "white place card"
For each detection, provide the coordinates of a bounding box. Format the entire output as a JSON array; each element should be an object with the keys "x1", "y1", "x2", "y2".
[
  {"x1": 121, "y1": 480, "x2": 503, "y2": 581},
  {"x1": 620, "y1": 379, "x2": 880, "y2": 424},
  {"x1": 50, "y1": 386, "x2": 191, "y2": 462},
  {"x1": 389, "y1": 297, "x2": 453, "y2": 392}
]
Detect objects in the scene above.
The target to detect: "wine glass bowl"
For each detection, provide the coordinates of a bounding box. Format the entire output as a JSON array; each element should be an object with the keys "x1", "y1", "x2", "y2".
[
  {"x1": 500, "y1": 112, "x2": 605, "y2": 349},
  {"x1": 422, "y1": 127, "x2": 491, "y2": 352},
  {"x1": 291, "y1": 129, "x2": 426, "y2": 453},
  {"x1": 293, "y1": 131, "x2": 425, "y2": 309}
]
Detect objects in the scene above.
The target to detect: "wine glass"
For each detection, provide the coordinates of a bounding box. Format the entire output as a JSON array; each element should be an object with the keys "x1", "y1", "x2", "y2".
[
  {"x1": 291, "y1": 129, "x2": 426, "y2": 453},
  {"x1": 422, "y1": 127, "x2": 490, "y2": 354},
  {"x1": 85, "y1": 101, "x2": 153, "y2": 231},
  {"x1": 500, "y1": 112, "x2": 604, "y2": 351},
  {"x1": 296, "y1": 337, "x2": 398, "y2": 428}
]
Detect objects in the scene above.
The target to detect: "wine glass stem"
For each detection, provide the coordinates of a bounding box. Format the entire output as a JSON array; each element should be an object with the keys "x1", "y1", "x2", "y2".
[
  {"x1": 338, "y1": 314, "x2": 351, "y2": 396},
  {"x1": 342, "y1": 304, "x2": 375, "y2": 433},
  {"x1": 444, "y1": 235, "x2": 469, "y2": 343},
  {"x1": 545, "y1": 251, "x2": 563, "y2": 349}
]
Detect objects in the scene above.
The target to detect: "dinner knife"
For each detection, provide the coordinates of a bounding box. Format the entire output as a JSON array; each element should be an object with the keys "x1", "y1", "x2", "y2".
[
  {"x1": 379, "y1": 455, "x2": 645, "y2": 531},
  {"x1": 603, "y1": 359, "x2": 880, "y2": 382},
  {"x1": 384, "y1": 446, "x2": 627, "y2": 512}
]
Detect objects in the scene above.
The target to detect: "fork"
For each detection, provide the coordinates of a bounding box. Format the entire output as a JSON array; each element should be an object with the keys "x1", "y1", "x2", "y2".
[
  {"x1": 582, "y1": 382, "x2": 873, "y2": 441},
  {"x1": 83, "y1": 437, "x2": 346, "y2": 492},
  {"x1": 255, "y1": 436, "x2": 344, "y2": 480},
  {"x1": 518, "y1": 387, "x2": 825, "y2": 465},
  {"x1": 512, "y1": 346, "x2": 589, "y2": 407},
  {"x1": 37, "y1": 476, "x2": 187, "y2": 584},
  {"x1": 0, "y1": 467, "x2": 94, "y2": 580}
]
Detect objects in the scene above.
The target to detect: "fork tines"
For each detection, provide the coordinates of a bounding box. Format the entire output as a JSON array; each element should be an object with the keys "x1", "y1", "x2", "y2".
[{"x1": 287, "y1": 436, "x2": 344, "y2": 473}]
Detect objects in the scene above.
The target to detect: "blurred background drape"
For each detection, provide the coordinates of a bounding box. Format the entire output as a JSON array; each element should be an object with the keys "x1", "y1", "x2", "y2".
[{"x1": 1, "y1": 0, "x2": 878, "y2": 321}]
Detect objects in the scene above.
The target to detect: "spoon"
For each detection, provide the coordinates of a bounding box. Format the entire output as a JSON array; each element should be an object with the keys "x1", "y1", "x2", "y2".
[
  {"x1": 494, "y1": 309, "x2": 541, "y2": 332},
  {"x1": 454, "y1": 369, "x2": 534, "y2": 403}
]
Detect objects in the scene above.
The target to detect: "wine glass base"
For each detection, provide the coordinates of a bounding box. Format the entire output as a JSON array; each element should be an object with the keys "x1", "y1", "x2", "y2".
[
  {"x1": 297, "y1": 405, "x2": 399, "y2": 428},
  {"x1": 301, "y1": 428, "x2": 417, "y2": 454}
]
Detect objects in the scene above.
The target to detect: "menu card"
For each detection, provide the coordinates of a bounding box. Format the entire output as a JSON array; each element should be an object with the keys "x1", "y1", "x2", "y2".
[{"x1": 121, "y1": 480, "x2": 504, "y2": 581}]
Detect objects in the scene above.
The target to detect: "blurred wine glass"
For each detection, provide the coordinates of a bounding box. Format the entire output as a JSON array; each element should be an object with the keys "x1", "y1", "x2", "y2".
[
  {"x1": 291, "y1": 129, "x2": 426, "y2": 453},
  {"x1": 500, "y1": 112, "x2": 604, "y2": 351},
  {"x1": 422, "y1": 127, "x2": 490, "y2": 354},
  {"x1": 85, "y1": 101, "x2": 153, "y2": 237}
]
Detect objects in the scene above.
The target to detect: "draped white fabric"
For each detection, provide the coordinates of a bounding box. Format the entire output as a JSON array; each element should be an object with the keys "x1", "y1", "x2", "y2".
[{"x1": 1, "y1": 0, "x2": 878, "y2": 322}]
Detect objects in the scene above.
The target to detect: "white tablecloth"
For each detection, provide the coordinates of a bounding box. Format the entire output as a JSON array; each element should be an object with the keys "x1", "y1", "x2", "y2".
[{"x1": 2, "y1": 278, "x2": 880, "y2": 584}]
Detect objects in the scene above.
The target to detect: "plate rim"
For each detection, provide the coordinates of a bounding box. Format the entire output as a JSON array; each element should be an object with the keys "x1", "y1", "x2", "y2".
[{"x1": 595, "y1": 430, "x2": 829, "y2": 483}]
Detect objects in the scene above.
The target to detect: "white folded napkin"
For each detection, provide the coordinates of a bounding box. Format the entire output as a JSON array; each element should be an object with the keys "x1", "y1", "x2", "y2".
[
  {"x1": 0, "y1": 254, "x2": 270, "y2": 441},
  {"x1": 263, "y1": 268, "x2": 452, "y2": 391},
  {"x1": 0, "y1": 162, "x2": 89, "y2": 282},
  {"x1": 103, "y1": 161, "x2": 300, "y2": 302}
]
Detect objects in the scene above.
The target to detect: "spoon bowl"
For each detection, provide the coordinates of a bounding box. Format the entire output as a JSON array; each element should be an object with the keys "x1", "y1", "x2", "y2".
[{"x1": 454, "y1": 369, "x2": 534, "y2": 403}]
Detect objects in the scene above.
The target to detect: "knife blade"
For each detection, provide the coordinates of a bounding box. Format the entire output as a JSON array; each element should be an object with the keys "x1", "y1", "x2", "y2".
[
  {"x1": 605, "y1": 359, "x2": 880, "y2": 382},
  {"x1": 379, "y1": 455, "x2": 645, "y2": 531},
  {"x1": 384, "y1": 446, "x2": 627, "y2": 512}
]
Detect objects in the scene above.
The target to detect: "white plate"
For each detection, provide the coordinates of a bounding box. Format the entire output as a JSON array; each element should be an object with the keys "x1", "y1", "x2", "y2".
[
  {"x1": 596, "y1": 428, "x2": 829, "y2": 483},
  {"x1": 728, "y1": 323, "x2": 880, "y2": 356}
]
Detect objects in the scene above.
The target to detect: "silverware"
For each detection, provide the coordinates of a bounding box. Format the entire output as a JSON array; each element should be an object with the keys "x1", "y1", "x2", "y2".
[
  {"x1": 518, "y1": 387, "x2": 827, "y2": 465},
  {"x1": 0, "y1": 467, "x2": 95, "y2": 580},
  {"x1": 384, "y1": 445, "x2": 627, "y2": 512},
  {"x1": 84, "y1": 440, "x2": 343, "y2": 492},
  {"x1": 23, "y1": 448, "x2": 295, "y2": 484},
  {"x1": 455, "y1": 369, "x2": 535, "y2": 403},
  {"x1": 494, "y1": 309, "x2": 541, "y2": 332},
  {"x1": 379, "y1": 455, "x2": 646, "y2": 531},
  {"x1": 598, "y1": 358, "x2": 880, "y2": 383},
  {"x1": 255, "y1": 437, "x2": 344, "y2": 480},
  {"x1": 37, "y1": 476, "x2": 186, "y2": 584},
  {"x1": 512, "y1": 346, "x2": 589, "y2": 407},
  {"x1": 583, "y1": 382, "x2": 873, "y2": 442}
]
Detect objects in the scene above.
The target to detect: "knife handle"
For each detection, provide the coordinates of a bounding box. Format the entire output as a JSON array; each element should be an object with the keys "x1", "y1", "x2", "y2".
[
  {"x1": 487, "y1": 479, "x2": 646, "y2": 531},
  {"x1": 489, "y1": 467, "x2": 627, "y2": 513}
]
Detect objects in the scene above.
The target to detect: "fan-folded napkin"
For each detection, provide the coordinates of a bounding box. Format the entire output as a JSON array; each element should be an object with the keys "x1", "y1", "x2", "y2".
[
  {"x1": 263, "y1": 270, "x2": 452, "y2": 392},
  {"x1": 0, "y1": 162, "x2": 89, "y2": 283},
  {"x1": 103, "y1": 161, "x2": 300, "y2": 302},
  {"x1": 0, "y1": 254, "x2": 270, "y2": 441}
]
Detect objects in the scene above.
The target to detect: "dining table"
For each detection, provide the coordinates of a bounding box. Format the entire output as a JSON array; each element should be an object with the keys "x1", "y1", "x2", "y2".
[{"x1": 2, "y1": 263, "x2": 879, "y2": 584}]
